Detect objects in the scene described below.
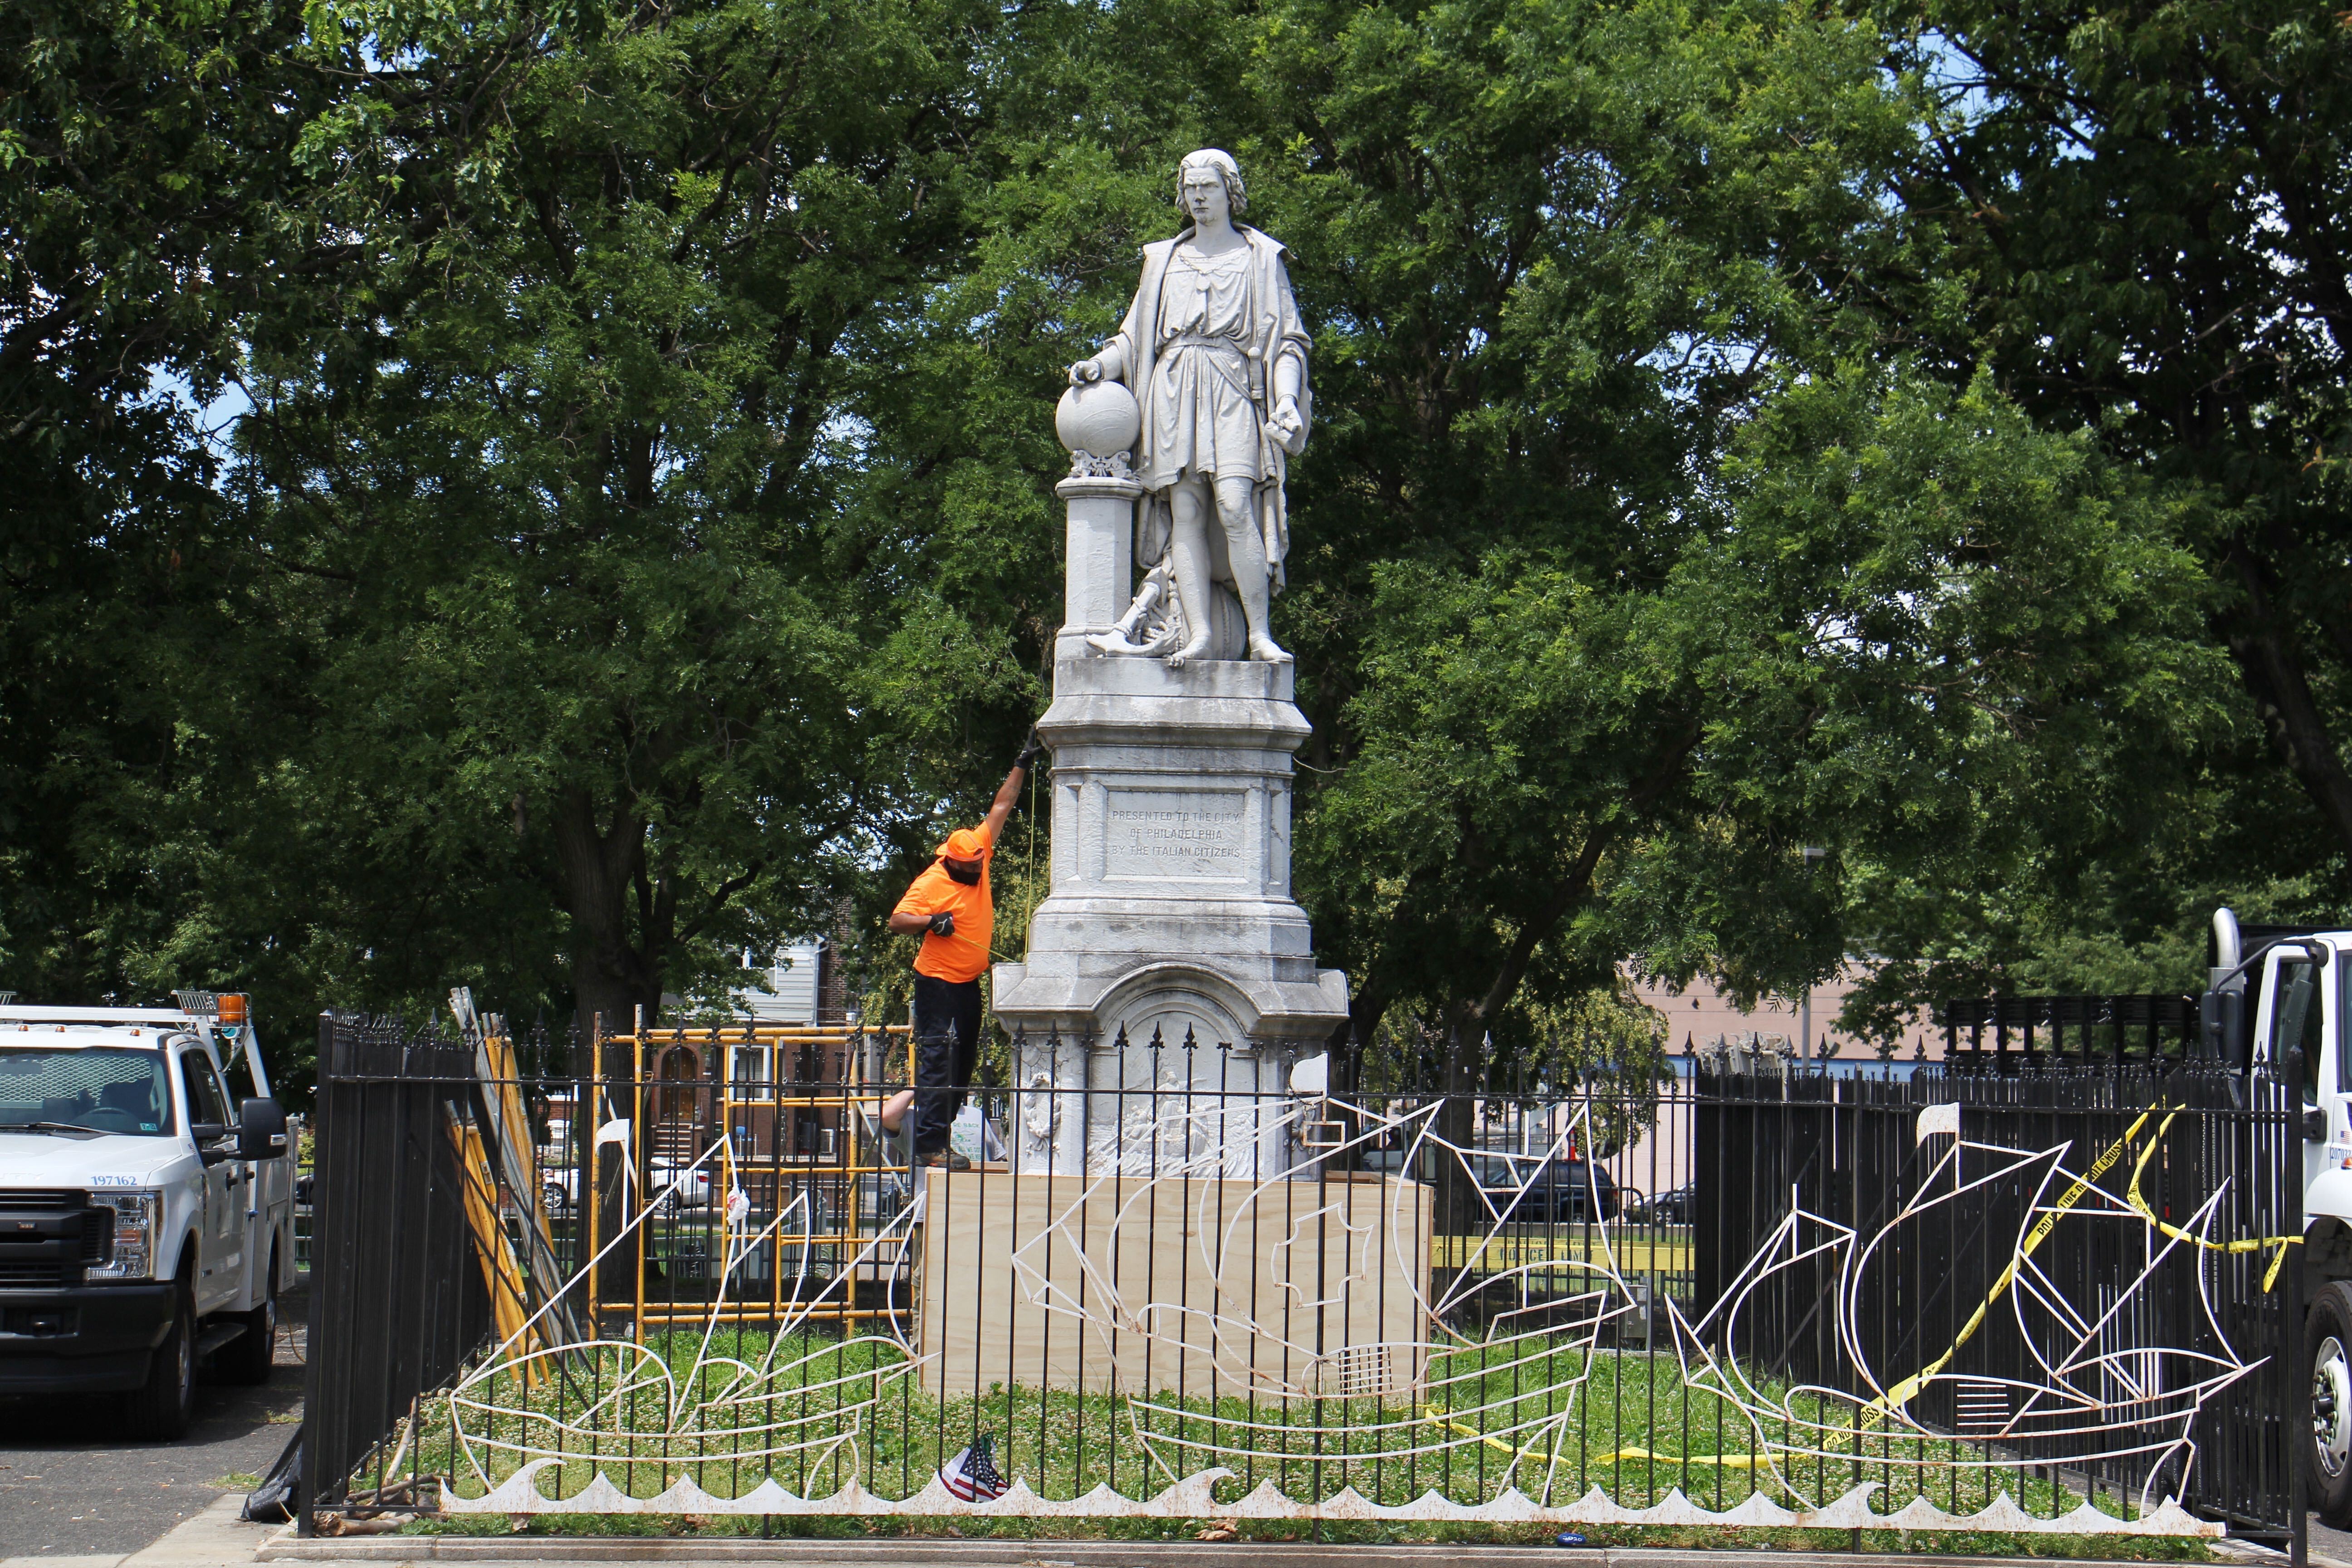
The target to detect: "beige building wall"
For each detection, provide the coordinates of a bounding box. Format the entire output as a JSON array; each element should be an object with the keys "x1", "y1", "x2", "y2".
[{"x1": 1634, "y1": 969, "x2": 1941, "y2": 1063}]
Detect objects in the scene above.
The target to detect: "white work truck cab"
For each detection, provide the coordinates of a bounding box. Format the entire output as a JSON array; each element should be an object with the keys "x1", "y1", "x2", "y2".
[
  {"x1": 0, "y1": 995, "x2": 292, "y2": 1439},
  {"x1": 2207, "y1": 911, "x2": 2352, "y2": 1529}
]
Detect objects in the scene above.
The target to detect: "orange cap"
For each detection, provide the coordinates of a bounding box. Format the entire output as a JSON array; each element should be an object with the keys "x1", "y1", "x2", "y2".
[
  {"x1": 218, "y1": 993, "x2": 249, "y2": 1025},
  {"x1": 940, "y1": 828, "x2": 989, "y2": 863}
]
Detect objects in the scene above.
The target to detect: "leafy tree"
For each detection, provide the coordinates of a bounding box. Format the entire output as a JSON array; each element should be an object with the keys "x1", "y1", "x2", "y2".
[
  {"x1": 1239, "y1": 0, "x2": 1921, "y2": 1064},
  {"x1": 0, "y1": 0, "x2": 340, "y2": 1062},
  {"x1": 1693, "y1": 365, "x2": 2223, "y2": 1039},
  {"x1": 1228, "y1": 0, "x2": 2230, "y2": 1095},
  {"x1": 1885, "y1": 0, "x2": 2352, "y2": 891},
  {"x1": 232, "y1": 0, "x2": 1039, "y2": 1038}
]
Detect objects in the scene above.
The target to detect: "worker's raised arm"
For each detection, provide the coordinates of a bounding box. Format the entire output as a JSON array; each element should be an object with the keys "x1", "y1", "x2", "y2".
[
  {"x1": 978, "y1": 763, "x2": 1025, "y2": 844},
  {"x1": 980, "y1": 731, "x2": 1047, "y2": 843}
]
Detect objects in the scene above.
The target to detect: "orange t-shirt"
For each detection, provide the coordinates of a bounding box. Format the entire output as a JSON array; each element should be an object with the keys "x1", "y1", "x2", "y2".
[{"x1": 893, "y1": 827, "x2": 995, "y2": 983}]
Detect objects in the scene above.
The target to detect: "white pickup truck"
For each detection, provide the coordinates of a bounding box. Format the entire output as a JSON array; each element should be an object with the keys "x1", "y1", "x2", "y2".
[{"x1": 0, "y1": 996, "x2": 292, "y2": 1439}]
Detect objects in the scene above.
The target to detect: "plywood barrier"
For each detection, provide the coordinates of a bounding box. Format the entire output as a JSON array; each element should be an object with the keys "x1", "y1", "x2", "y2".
[{"x1": 918, "y1": 1165, "x2": 1430, "y2": 1402}]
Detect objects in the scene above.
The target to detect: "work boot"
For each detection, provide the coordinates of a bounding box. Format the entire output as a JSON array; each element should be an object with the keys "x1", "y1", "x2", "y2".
[{"x1": 918, "y1": 1148, "x2": 972, "y2": 1172}]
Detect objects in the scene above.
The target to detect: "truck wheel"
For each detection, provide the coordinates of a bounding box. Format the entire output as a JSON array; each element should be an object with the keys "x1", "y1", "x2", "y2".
[
  {"x1": 123, "y1": 1281, "x2": 196, "y2": 1441},
  {"x1": 2310, "y1": 1281, "x2": 2352, "y2": 1526},
  {"x1": 217, "y1": 1243, "x2": 279, "y2": 1386}
]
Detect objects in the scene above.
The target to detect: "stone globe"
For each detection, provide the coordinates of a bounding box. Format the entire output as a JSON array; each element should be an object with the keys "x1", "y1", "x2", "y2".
[{"x1": 1055, "y1": 379, "x2": 1142, "y2": 457}]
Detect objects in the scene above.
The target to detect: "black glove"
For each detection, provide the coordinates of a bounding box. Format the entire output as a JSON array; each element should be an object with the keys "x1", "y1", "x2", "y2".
[
  {"x1": 1014, "y1": 728, "x2": 1046, "y2": 771},
  {"x1": 926, "y1": 909, "x2": 956, "y2": 938}
]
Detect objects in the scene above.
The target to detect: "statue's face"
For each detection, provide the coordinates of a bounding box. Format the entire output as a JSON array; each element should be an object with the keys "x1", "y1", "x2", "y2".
[{"x1": 1181, "y1": 167, "x2": 1230, "y2": 229}]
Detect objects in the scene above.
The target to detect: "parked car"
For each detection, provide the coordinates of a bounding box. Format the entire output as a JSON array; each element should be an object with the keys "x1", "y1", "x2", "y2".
[
  {"x1": 541, "y1": 1156, "x2": 713, "y2": 1215},
  {"x1": 0, "y1": 995, "x2": 294, "y2": 1439},
  {"x1": 1474, "y1": 1153, "x2": 1619, "y2": 1223},
  {"x1": 1646, "y1": 1182, "x2": 1696, "y2": 1224}
]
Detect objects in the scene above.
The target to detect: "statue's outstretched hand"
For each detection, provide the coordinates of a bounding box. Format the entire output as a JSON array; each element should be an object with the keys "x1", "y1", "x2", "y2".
[{"x1": 1069, "y1": 358, "x2": 1103, "y2": 386}]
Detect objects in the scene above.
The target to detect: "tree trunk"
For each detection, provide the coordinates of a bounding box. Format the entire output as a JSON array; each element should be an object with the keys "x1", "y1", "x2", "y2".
[
  {"x1": 553, "y1": 789, "x2": 663, "y2": 1041},
  {"x1": 2221, "y1": 549, "x2": 2352, "y2": 860},
  {"x1": 552, "y1": 789, "x2": 666, "y2": 1299},
  {"x1": 1434, "y1": 1006, "x2": 1486, "y2": 1238}
]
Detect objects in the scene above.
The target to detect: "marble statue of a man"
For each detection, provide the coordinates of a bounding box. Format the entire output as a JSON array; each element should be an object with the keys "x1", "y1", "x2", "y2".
[{"x1": 1070, "y1": 149, "x2": 1310, "y2": 666}]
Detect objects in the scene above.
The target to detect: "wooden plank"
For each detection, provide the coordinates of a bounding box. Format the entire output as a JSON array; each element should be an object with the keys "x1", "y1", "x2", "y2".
[{"x1": 919, "y1": 1167, "x2": 1431, "y2": 1402}]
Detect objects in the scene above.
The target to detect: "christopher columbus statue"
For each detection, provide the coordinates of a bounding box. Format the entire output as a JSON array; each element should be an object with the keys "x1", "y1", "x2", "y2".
[{"x1": 1071, "y1": 149, "x2": 1310, "y2": 666}]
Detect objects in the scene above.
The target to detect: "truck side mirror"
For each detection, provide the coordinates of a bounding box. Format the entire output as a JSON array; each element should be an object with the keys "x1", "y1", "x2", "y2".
[
  {"x1": 238, "y1": 1097, "x2": 288, "y2": 1162},
  {"x1": 2289, "y1": 1054, "x2": 2331, "y2": 1141},
  {"x1": 2200, "y1": 988, "x2": 2246, "y2": 1067},
  {"x1": 2280, "y1": 1048, "x2": 2327, "y2": 1146}
]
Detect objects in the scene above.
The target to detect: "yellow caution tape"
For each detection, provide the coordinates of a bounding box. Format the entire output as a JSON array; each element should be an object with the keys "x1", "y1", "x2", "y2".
[
  {"x1": 1590, "y1": 1444, "x2": 1764, "y2": 1468},
  {"x1": 1421, "y1": 1405, "x2": 1760, "y2": 1467},
  {"x1": 2123, "y1": 1108, "x2": 2302, "y2": 1291}
]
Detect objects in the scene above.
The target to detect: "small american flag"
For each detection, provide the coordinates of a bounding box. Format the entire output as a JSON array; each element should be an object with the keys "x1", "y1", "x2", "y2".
[{"x1": 940, "y1": 1433, "x2": 1007, "y2": 1502}]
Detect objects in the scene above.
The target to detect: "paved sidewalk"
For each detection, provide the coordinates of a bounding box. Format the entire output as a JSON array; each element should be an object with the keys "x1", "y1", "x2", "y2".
[
  {"x1": 244, "y1": 1536, "x2": 2295, "y2": 1568},
  {"x1": 0, "y1": 1285, "x2": 304, "y2": 1560},
  {"x1": 8, "y1": 1504, "x2": 2324, "y2": 1568},
  {"x1": 0, "y1": 1492, "x2": 283, "y2": 1568}
]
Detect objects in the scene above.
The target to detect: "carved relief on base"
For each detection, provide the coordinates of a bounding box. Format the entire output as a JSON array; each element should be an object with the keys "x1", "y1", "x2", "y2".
[{"x1": 1067, "y1": 447, "x2": 1134, "y2": 481}]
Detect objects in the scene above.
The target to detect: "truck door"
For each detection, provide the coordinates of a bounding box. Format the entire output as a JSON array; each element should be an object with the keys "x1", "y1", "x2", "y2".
[
  {"x1": 216, "y1": 1024, "x2": 286, "y2": 1302},
  {"x1": 177, "y1": 1048, "x2": 243, "y2": 1314},
  {"x1": 2257, "y1": 948, "x2": 2336, "y2": 1192}
]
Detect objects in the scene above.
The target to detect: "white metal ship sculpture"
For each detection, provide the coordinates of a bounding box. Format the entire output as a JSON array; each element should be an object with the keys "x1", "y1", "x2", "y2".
[{"x1": 438, "y1": 1087, "x2": 2238, "y2": 1535}]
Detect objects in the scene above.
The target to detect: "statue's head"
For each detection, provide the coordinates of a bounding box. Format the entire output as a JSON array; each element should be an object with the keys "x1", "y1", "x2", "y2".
[{"x1": 1176, "y1": 149, "x2": 1247, "y2": 225}]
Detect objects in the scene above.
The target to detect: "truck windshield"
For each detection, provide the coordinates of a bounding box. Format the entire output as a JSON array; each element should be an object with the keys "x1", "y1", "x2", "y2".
[{"x1": 0, "y1": 1048, "x2": 174, "y2": 1136}]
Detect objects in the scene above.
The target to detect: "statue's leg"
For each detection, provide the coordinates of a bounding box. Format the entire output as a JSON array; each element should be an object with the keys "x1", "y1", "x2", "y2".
[
  {"x1": 1216, "y1": 475, "x2": 1289, "y2": 664},
  {"x1": 1166, "y1": 477, "x2": 1217, "y2": 666}
]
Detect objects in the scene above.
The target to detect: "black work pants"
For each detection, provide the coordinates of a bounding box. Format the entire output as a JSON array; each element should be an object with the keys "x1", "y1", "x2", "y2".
[{"x1": 911, "y1": 974, "x2": 983, "y2": 1154}]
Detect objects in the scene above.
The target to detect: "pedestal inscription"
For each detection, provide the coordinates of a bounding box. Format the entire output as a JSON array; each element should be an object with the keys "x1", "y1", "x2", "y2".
[{"x1": 1106, "y1": 789, "x2": 1247, "y2": 880}]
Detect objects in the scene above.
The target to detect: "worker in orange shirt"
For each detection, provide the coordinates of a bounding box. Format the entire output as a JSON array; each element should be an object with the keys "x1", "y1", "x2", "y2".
[{"x1": 879, "y1": 734, "x2": 1044, "y2": 1169}]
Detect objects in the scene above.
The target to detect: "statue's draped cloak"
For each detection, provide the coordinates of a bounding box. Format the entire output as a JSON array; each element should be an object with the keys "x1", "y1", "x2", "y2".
[{"x1": 1104, "y1": 225, "x2": 1311, "y2": 592}]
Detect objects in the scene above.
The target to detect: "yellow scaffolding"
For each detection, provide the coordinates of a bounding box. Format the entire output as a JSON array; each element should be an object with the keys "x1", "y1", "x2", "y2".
[{"x1": 585, "y1": 1021, "x2": 916, "y2": 1337}]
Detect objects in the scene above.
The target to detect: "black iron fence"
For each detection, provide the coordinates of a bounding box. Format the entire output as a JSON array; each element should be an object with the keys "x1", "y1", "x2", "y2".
[
  {"x1": 302, "y1": 1018, "x2": 495, "y2": 1517},
  {"x1": 297, "y1": 1009, "x2": 2304, "y2": 1546},
  {"x1": 1695, "y1": 1062, "x2": 2301, "y2": 1540},
  {"x1": 1937, "y1": 996, "x2": 2201, "y2": 1068}
]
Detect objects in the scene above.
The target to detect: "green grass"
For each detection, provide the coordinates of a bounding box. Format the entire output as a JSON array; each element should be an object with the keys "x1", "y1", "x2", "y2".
[{"x1": 386, "y1": 1322, "x2": 2190, "y2": 1545}]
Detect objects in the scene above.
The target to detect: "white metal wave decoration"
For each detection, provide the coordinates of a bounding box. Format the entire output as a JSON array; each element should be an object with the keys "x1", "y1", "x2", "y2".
[
  {"x1": 439, "y1": 1093, "x2": 932, "y2": 1500},
  {"x1": 441, "y1": 1090, "x2": 2233, "y2": 1535}
]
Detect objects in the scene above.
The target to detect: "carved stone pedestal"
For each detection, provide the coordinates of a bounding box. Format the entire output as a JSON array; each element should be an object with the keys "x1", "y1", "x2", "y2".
[{"x1": 991, "y1": 473, "x2": 1350, "y2": 1174}]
